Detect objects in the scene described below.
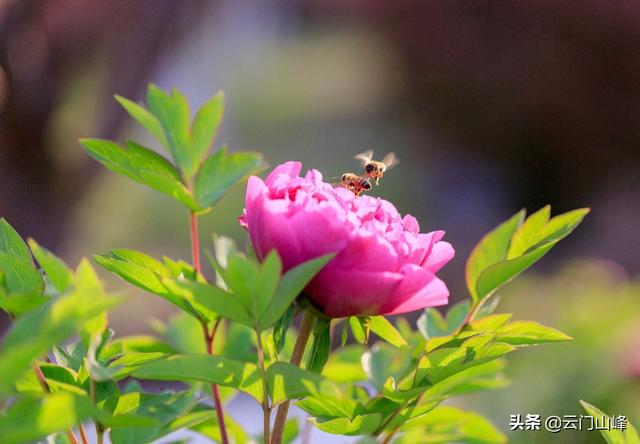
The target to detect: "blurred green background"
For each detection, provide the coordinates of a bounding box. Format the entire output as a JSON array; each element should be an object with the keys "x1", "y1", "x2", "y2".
[{"x1": 0, "y1": 1, "x2": 638, "y2": 442}]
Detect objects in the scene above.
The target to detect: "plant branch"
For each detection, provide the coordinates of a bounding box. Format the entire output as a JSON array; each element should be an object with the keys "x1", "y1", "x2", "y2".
[
  {"x1": 190, "y1": 211, "x2": 230, "y2": 444},
  {"x1": 33, "y1": 363, "x2": 80, "y2": 444},
  {"x1": 271, "y1": 310, "x2": 315, "y2": 444}
]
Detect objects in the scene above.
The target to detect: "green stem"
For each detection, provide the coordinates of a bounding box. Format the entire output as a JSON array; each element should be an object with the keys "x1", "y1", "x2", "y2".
[
  {"x1": 255, "y1": 329, "x2": 271, "y2": 444},
  {"x1": 271, "y1": 310, "x2": 315, "y2": 444},
  {"x1": 191, "y1": 211, "x2": 230, "y2": 444}
]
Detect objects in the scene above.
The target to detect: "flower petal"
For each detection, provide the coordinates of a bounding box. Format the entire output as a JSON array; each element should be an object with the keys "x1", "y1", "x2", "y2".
[
  {"x1": 306, "y1": 267, "x2": 403, "y2": 318},
  {"x1": 423, "y1": 241, "x2": 455, "y2": 273},
  {"x1": 265, "y1": 161, "x2": 302, "y2": 186},
  {"x1": 382, "y1": 263, "x2": 449, "y2": 315}
]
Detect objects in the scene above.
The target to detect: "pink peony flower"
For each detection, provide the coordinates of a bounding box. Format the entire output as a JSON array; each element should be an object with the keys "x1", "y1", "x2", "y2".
[{"x1": 239, "y1": 161, "x2": 454, "y2": 318}]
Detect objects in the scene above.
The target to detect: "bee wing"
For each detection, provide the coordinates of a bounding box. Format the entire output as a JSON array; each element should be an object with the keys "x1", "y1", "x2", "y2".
[
  {"x1": 381, "y1": 152, "x2": 399, "y2": 168},
  {"x1": 354, "y1": 149, "x2": 374, "y2": 165}
]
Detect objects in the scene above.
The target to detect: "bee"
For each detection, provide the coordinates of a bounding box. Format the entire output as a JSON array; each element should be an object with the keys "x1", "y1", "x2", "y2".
[
  {"x1": 340, "y1": 172, "x2": 372, "y2": 196},
  {"x1": 355, "y1": 150, "x2": 399, "y2": 185}
]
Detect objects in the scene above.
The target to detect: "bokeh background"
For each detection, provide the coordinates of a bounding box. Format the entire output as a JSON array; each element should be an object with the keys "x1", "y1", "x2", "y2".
[{"x1": 1, "y1": 1, "x2": 638, "y2": 443}]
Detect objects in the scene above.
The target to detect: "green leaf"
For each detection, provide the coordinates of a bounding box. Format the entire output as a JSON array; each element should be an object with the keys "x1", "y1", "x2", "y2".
[
  {"x1": 0, "y1": 266, "x2": 121, "y2": 395},
  {"x1": 273, "y1": 305, "x2": 296, "y2": 355},
  {"x1": 395, "y1": 406, "x2": 507, "y2": 444},
  {"x1": 367, "y1": 316, "x2": 407, "y2": 348},
  {"x1": 475, "y1": 242, "x2": 555, "y2": 300},
  {"x1": 267, "y1": 362, "x2": 347, "y2": 406},
  {"x1": 418, "y1": 301, "x2": 470, "y2": 339},
  {"x1": 191, "y1": 91, "x2": 224, "y2": 165},
  {"x1": 310, "y1": 414, "x2": 382, "y2": 436},
  {"x1": 306, "y1": 317, "x2": 332, "y2": 373},
  {"x1": 259, "y1": 254, "x2": 333, "y2": 329},
  {"x1": 80, "y1": 138, "x2": 200, "y2": 211},
  {"x1": 507, "y1": 205, "x2": 550, "y2": 258},
  {"x1": 145, "y1": 85, "x2": 194, "y2": 176},
  {"x1": 465, "y1": 210, "x2": 524, "y2": 302},
  {"x1": 349, "y1": 316, "x2": 367, "y2": 344},
  {"x1": 0, "y1": 218, "x2": 32, "y2": 263},
  {"x1": 175, "y1": 280, "x2": 253, "y2": 327},
  {"x1": 282, "y1": 418, "x2": 300, "y2": 444},
  {"x1": 0, "y1": 253, "x2": 44, "y2": 298},
  {"x1": 109, "y1": 391, "x2": 195, "y2": 444},
  {"x1": 128, "y1": 354, "x2": 263, "y2": 402},
  {"x1": 0, "y1": 393, "x2": 97, "y2": 444},
  {"x1": 115, "y1": 94, "x2": 168, "y2": 148},
  {"x1": 194, "y1": 147, "x2": 264, "y2": 208},
  {"x1": 95, "y1": 252, "x2": 214, "y2": 321},
  {"x1": 495, "y1": 320, "x2": 572, "y2": 346},
  {"x1": 580, "y1": 401, "x2": 639, "y2": 444},
  {"x1": 469, "y1": 207, "x2": 589, "y2": 302},
  {"x1": 27, "y1": 239, "x2": 73, "y2": 293}
]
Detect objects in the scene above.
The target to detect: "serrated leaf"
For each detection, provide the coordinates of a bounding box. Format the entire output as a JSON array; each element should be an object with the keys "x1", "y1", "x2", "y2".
[
  {"x1": 367, "y1": 316, "x2": 407, "y2": 348},
  {"x1": 115, "y1": 94, "x2": 168, "y2": 148},
  {"x1": 465, "y1": 210, "x2": 524, "y2": 302},
  {"x1": 194, "y1": 147, "x2": 264, "y2": 208},
  {"x1": 80, "y1": 138, "x2": 200, "y2": 211}
]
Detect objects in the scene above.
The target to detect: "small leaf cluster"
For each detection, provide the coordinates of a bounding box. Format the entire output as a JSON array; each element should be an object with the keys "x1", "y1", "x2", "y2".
[{"x1": 81, "y1": 85, "x2": 264, "y2": 213}]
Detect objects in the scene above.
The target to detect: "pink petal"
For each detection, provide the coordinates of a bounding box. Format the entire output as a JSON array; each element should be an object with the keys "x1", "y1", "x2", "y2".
[
  {"x1": 265, "y1": 161, "x2": 302, "y2": 186},
  {"x1": 306, "y1": 267, "x2": 403, "y2": 318},
  {"x1": 423, "y1": 241, "x2": 455, "y2": 273},
  {"x1": 245, "y1": 175, "x2": 268, "y2": 208},
  {"x1": 334, "y1": 230, "x2": 399, "y2": 273},
  {"x1": 286, "y1": 209, "x2": 349, "y2": 271},
  {"x1": 382, "y1": 264, "x2": 449, "y2": 315},
  {"x1": 246, "y1": 195, "x2": 302, "y2": 269}
]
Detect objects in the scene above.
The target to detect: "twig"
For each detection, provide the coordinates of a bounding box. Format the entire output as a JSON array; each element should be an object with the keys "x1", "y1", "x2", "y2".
[
  {"x1": 190, "y1": 211, "x2": 230, "y2": 444},
  {"x1": 271, "y1": 311, "x2": 315, "y2": 444}
]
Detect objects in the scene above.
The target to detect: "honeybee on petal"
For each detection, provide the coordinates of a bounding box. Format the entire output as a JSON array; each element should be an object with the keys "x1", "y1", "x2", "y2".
[
  {"x1": 355, "y1": 150, "x2": 399, "y2": 185},
  {"x1": 340, "y1": 172, "x2": 372, "y2": 196}
]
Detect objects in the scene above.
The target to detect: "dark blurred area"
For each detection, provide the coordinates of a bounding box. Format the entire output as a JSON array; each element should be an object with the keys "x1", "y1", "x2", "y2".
[{"x1": 0, "y1": 1, "x2": 639, "y2": 441}]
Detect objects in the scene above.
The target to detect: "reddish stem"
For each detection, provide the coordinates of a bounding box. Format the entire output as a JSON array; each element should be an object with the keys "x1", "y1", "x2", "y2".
[
  {"x1": 33, "y1": 363, "x2": 80, "y2": 444},
  {"x1": 190, "y1": 212, "x2": 229, "y2": 444},
  {"x1": 190, "y1": 212, "x2": 201, "y2": 274}
]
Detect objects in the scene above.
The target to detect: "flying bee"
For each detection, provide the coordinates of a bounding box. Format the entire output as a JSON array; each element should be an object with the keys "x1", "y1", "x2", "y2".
[
  {"x1": 355, "y1": 150, "x2": 399, "y2": 185},
  {"x1": 340, "y1": 172, "x2": 372, "y2": 196}
]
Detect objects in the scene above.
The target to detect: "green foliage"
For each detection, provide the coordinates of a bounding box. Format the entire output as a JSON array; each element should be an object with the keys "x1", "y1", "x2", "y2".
[
  {"x1": 1, "y1": 83, "x2": 594, "y2": 443},
  {"x1": 466, "y1": 206, "x2": 588, "y2": 305},
  {"x1": 177, "y1": 251, "x2": 333, "y2": 330},
  {"x1": 0, "y1": 393, "x2": 97, "y2": 444},
  {"x1": 580, "y1": 401, "x2": 640, "y2": 444},
  {"x1": 84, "y1": 84, "x2": 264, "y2": 214}
]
